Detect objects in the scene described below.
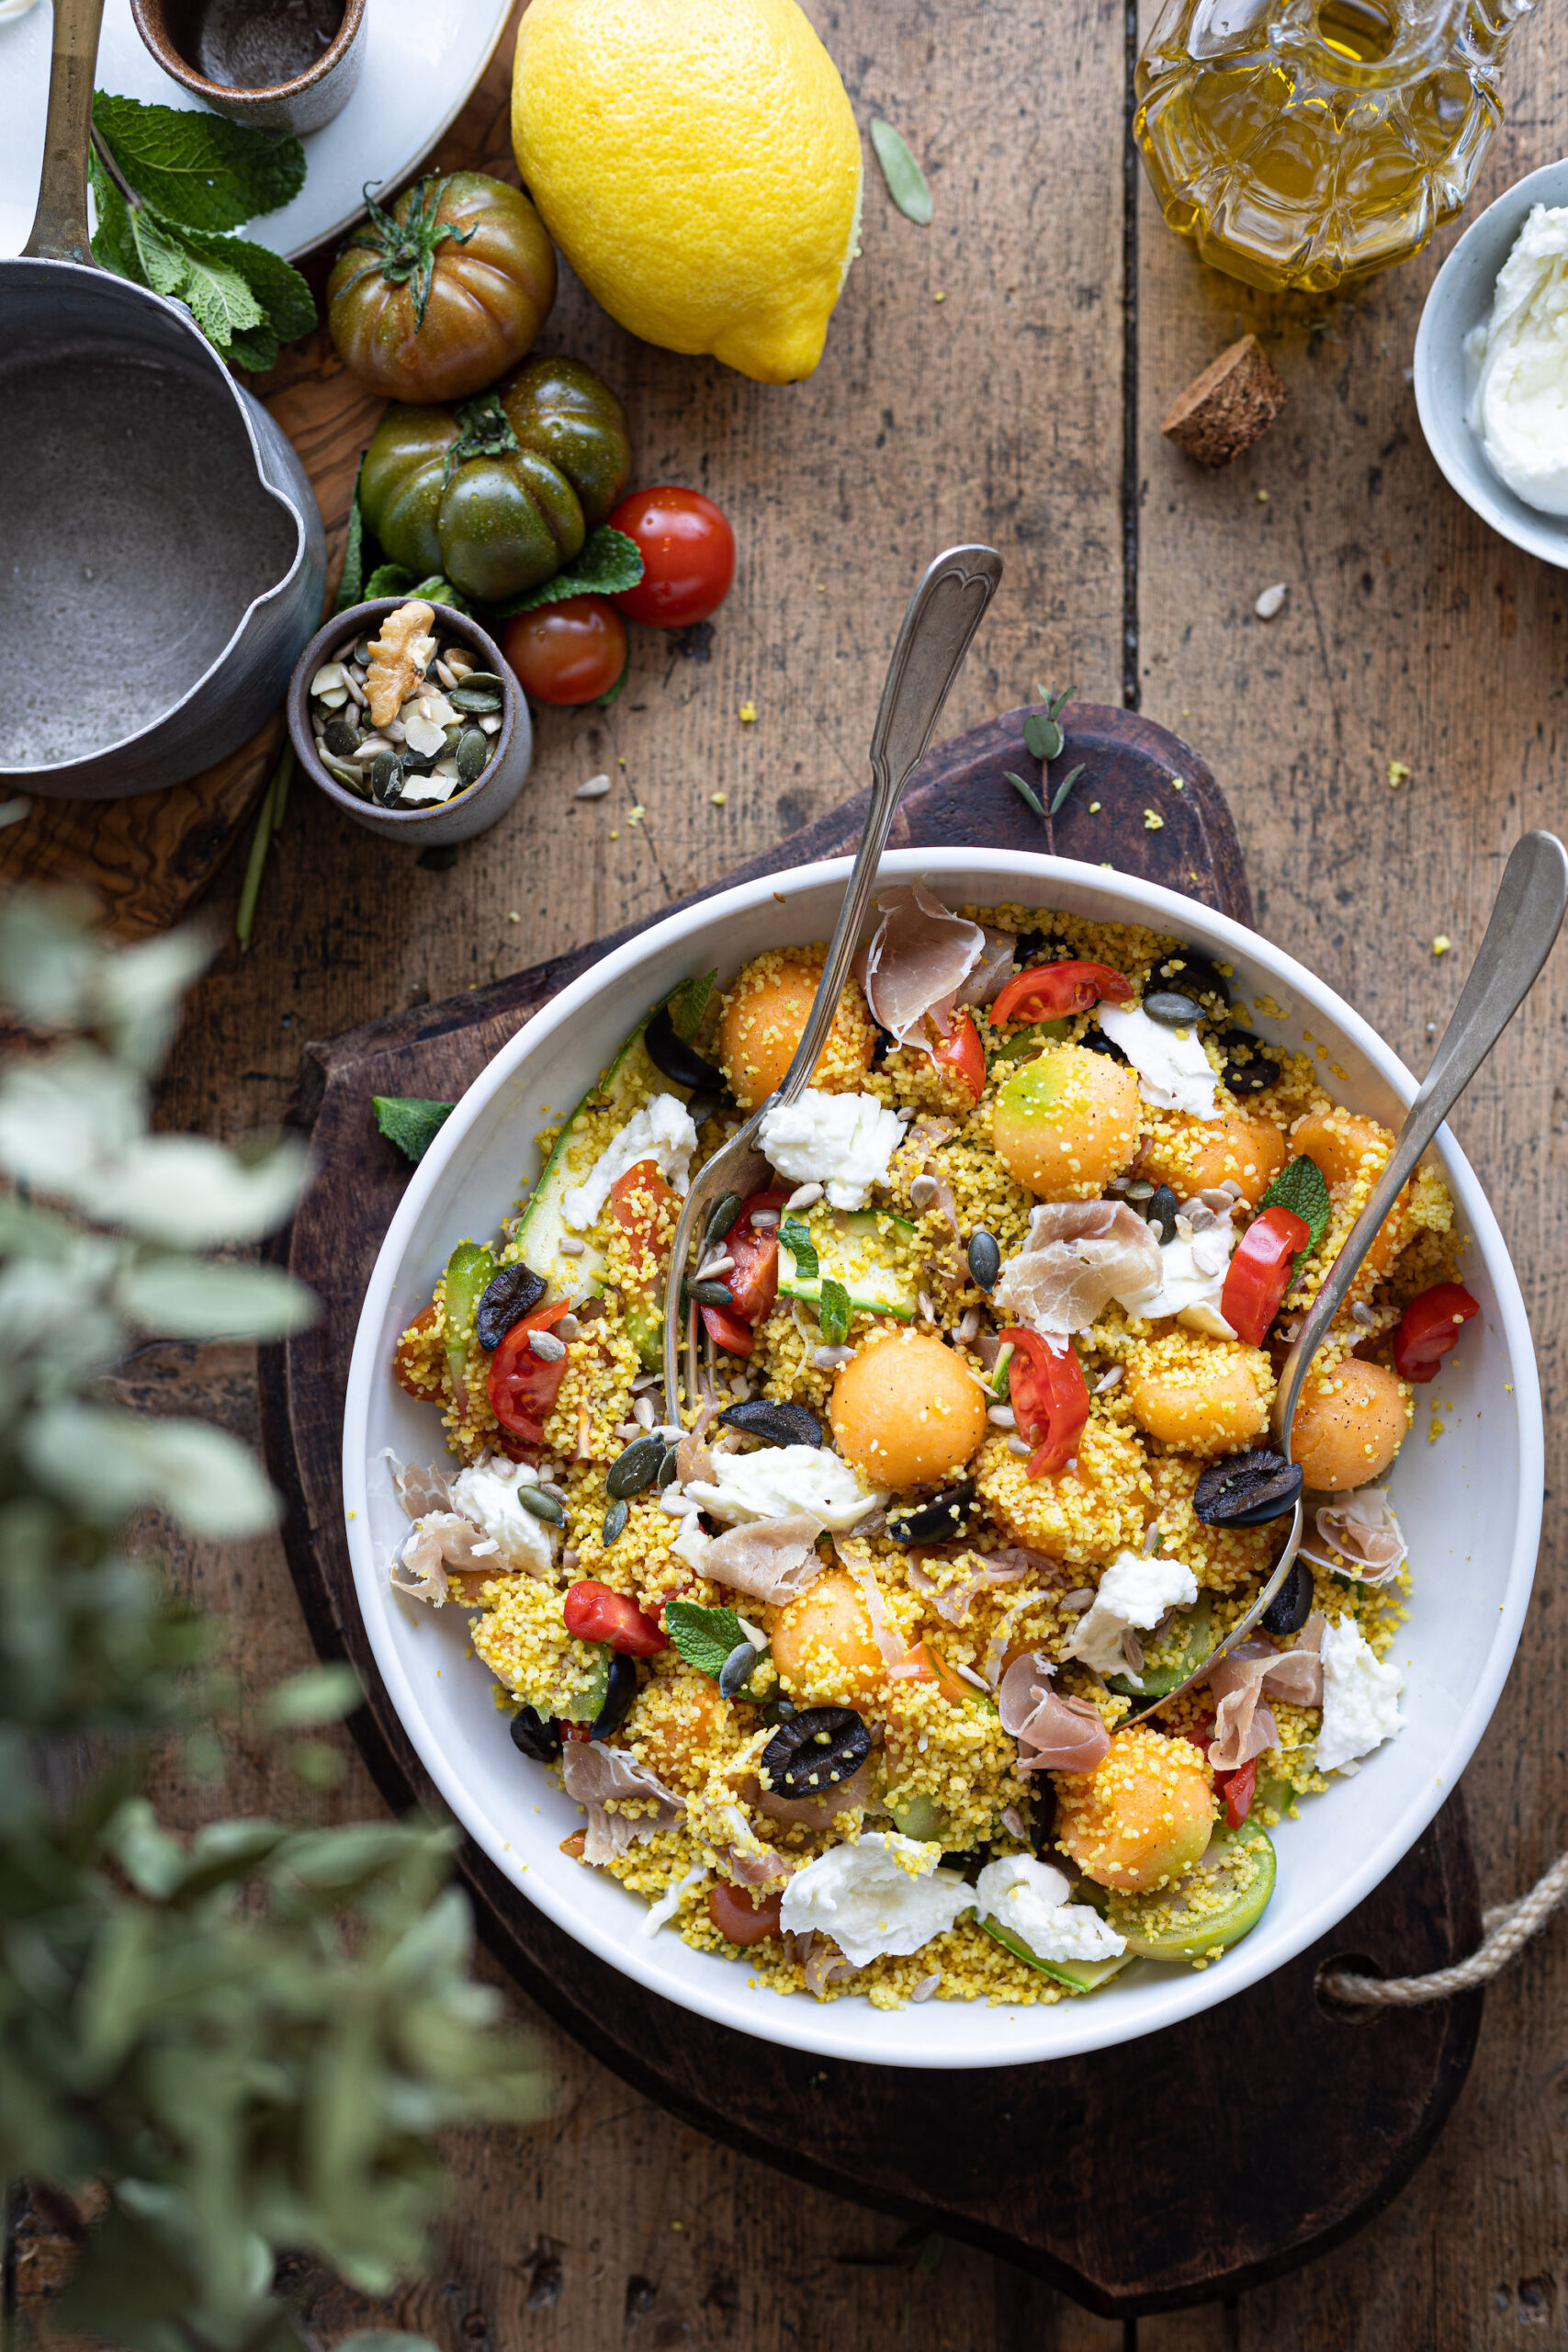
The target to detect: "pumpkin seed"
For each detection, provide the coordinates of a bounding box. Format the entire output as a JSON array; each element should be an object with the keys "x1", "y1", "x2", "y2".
[
  {"x1": 1145, "y1": 989, "x2": 1204, "y2": 1027},
  {"x1": 607, "y1": 1434, "x2": 664, "y2": 1498},
  {"x1": 518, "y1": 1487, "x2": 565, "y2": 1525},
  {"x1": 688, "y1": 1279, "x2": 734, "y2": 1307},
  {"x1": 702, "y1": 1193, "x2": 743, "y2": 1251},
  {"x1": 718, "y1": 1641, "x2": 760, "y2": 1700},
  {"x1": 657, "y1": 1444, "x2": 681, "y2": 1488},
  {"x1": 323, "y1": 752, "x2": 367, "y2": 795},
  {"x1": 967, "y1": 1229, "x2": 1000, "y2": 1291},
  {"x1": 603, "y1": 1498, "x2": 629, "y2": 1544},
  {"x1": 1145, "y1": 1183, "x2": 1179, "y2": 1244},
  {"x1": 457, "y1": 727, "x2": 491, "y2": 782},
  {"x1": 869, "y1": 118, "x2": 933, "y2": 225},
  {"x1": 369, "y1": 752, "x2": 404, "y2": 807},
  {"x1": 322, "y1": 715, "x2": 360, "y2": 758},
  {"x1": 450, "y1": 682, "x2": 504, "y2": 714}
]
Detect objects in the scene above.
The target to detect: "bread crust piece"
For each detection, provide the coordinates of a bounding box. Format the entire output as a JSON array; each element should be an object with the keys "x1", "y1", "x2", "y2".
[{"x1": 1161, "y1": 334, "x2": 1289, "y2": 466}]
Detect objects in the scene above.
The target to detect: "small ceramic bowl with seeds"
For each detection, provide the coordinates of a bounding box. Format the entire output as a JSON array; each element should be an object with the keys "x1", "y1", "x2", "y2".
[{"x1": 287, "y1": 597, "x2": 532, "y2": 845}]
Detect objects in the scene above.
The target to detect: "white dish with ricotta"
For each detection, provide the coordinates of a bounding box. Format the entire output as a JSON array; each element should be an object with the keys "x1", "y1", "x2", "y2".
[{"x1": 342, "y1": 849, "x2": 1542, "y2": 2067}]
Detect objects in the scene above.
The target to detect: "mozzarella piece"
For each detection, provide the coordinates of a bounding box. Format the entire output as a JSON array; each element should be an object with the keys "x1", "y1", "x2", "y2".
[
  {"x1": 1465, "y1": 204, "x2": 1568, "y2": 516},
  {"x1": 975, "y1": 1854, "x2": 1126, "y2": 1963},
  {"x1": 639, "y1": 1863, "x2": 709, "y2": 1937},
  {"x1": 1097, "y1": 1004, "x2": 1220, "y2": 1119},
  {"x1": 685, "y1": 1443, "x2": 885, "y2": 1532},
  {"x1": 560, "y1": 1092, "x2": 698, "y2": 1230},
  {"x1": 1119, "y1": 1222, "x2": 1238, "y2": 1338},
  {"x1": 757, "y1": 1088, "x2": 905, "y2": 1209},
  {"x1": 1314, "y1": 1615, "x2": 1405, "y2": 1772},
  {"x1": 1061, "y1": 1549, "x2": 1199, "y2": 1681},
  {"x1": 779, "y1": 1832, "x2": 973, "y2": 1967},
  {"x1": 448, "y1": 1458, "x2": 555, "y2": 1575}
]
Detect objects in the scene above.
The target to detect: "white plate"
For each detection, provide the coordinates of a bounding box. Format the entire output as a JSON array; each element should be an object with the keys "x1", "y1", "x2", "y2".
[
  {"x1": 343, "y1": 848, "x2": 1543, "y2": 2069},
  {"x1": 1414, "y1": 157, "x2": 1568, "y2": 571},
  {"x1": 2, "y1": 0, "x2": 514, "y2": 262}
]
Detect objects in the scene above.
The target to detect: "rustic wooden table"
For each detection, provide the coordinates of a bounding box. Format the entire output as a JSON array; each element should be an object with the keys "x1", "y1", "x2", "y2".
[{"x1": 43, "y1": 0, "x2": 1566, "y2": 2342}]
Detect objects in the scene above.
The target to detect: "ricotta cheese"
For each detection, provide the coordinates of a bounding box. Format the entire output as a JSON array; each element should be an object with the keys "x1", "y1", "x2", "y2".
[
  {"x1": 1465, "y1": 204, "x2": 1568, "y2": 517},
  {"x1": 1314, "y1": 1614, "x2": 1404, "y2": 1773},
  {"x1": 1061, "y1": 1548, "x2": 1199, "y2": 1681},
  {"x1": 448, "y1": 1457, "x2": 555, "y2": 1575},
  {"x1": 1119, "y1": 1222, "x2": 1238, "y2": 1338},
  {"x1": 560, "y1": 1093, "x2": 698, "y2": 1231},
  {"x1": 757, "y1": 1088, "x2": 905, "y2": 1209},
  {"x1": 974, "y1": 1854, "x2": 1126, "y2": 1964},
  {"x1": 1096, "y1": 1004, "x2": 1220, "y2": 1119},
  {"x1": 685, "y1": 1443, "x2": 885, "y2": 1532},
  {"x1": 779, "y1": 1832, "x2": 973, "y2": 1967}
]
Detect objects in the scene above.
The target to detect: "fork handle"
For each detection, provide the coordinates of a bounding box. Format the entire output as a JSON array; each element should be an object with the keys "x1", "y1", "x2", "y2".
[{"x1": 770, "y1": 545, "x2": 1003, "y2": 1107}]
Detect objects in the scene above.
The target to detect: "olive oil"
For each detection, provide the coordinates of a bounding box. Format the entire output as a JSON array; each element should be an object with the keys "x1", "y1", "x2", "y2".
[{"x1": 1134, "y1": 0, "x2": 1533, "y2": 293}]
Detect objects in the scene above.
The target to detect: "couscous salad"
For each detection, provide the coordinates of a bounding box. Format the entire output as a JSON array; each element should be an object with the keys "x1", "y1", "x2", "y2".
[{"x1": 387, "y1": 881, "x2": 1475, "y2": 2008}]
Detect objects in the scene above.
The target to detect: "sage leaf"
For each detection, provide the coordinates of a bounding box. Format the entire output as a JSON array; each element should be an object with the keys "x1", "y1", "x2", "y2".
[
  {"x1": 93, "y1": 91, "x2": 306, "y2": 230},
  {"x1": 1021, "y1": 711, "x2": 1062, "y2": 763},
  {"x1": 374, "y1": 1095, "x2": 456, "y2": 1164},
  {"x1": 485, "y1": 525, "x2": 645, "y2": 618},
  {"x1": 116, "y1": 1257, "x2": 316, "y2": 1340},
  {"x1": 264, "y1": 1663, "x2": 362, "y2": 1730},
  {"x1": 870, "y1": 118, "x2": 933, "y2": 225},
  {"x1": 1004, "y1": 768, "x2": 1044, "y2": 819},
  {"x1": 666, "y1": 1599, "x2": 749, "y2": 1679},
  {"x1": 1049, "y1": 761, "x2": 1085, "y2": 816}
]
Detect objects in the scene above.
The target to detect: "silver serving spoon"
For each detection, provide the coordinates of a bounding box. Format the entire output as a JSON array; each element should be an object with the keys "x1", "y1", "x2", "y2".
[
  {"x1": 1130, "y1": 826, "x2": 1568, "y2": 1725},
  {"x1": 661, "y1": 544, "x2": 1004, "y2": 1423}
]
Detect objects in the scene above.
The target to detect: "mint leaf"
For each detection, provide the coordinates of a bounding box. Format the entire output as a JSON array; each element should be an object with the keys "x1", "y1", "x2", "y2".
[
  {"x1": 373, "y1": 1097, "x2": 455, "y2": 1164},
  {"x1": 1258, "y1": 1155, "x2": 1332, "y2": 1267},
  {"x1": 94, "y1": 92, "x2": 305, "y2": 230},
  {"x1": 196, "y1": 225, "x2": 315, "y2": 342},
  {"x1": 364, "y1": 562, "x2": 418, "y2": 600},
  {"x1": 485, "y1": 526, "x2": 644, "y2": 619},
  {"x1": 87, "y1": 151, "x2": 147, "y2": 287},
  {"x1": 225, "y1": 320, "x2": 280, "y2": 372},
  {"x1": 336, "y1": 461, "x2": 367, "y2": 613},
  {"x1": 665, "y1": 1600, "x2": 748, "y2": 1680},
  {"x1": 819, "y1": 1276, "x2": 851, "y2": 1346},
  {"x1": 666, "y1": 969, "x2": 716, "y2": 1043},
  {"x1": 408, "y1": 575, "x2": 471, "y2": 614},
  {"x1": 130, "y1": 207, "x2": 264, "y2": 349},
  {"x1": 780, "y1": 1217, "x2": 818, "y2": 1282}
]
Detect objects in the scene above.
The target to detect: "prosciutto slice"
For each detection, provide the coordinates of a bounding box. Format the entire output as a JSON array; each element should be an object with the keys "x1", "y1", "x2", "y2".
[
  {"x1": 994, "y1": 1201, "x2": 1162, "y2": 1338},
  {"x1": 1300, "y1": 1489, "x2": 1408, "y2": 1586},
  {"x1": 701, "y1": 1514, "x2": 825, "y2": 1604},
  {"x1": 752, "y1": 1752, "x2": 878, "y2": 1831},
  {"x1": 561, "y1": 1743, "x2": 686, "y2": 1865},
  {"x1": 905, "y1": 1552, "x2": 1030, "y2": 1627},
  {"x1": 998, "y1": 1652, "x2": 1112, "y2": 1773},
  {"x1": 390, "y1": 1513, "x2": 505, "y2": 1605},
  {"x1": 862, "y1": 879, "x2": 986, "y2": 1046},
  {"x1": 1205, "y1": 1619, "x2": 1325, "y2": 1772},
  {"x1": 388, "y1": 1454, "x2": 453, "y2": 1519},
  {"x1": 954, "y1": 924, "x2": 1017, "y2": 1009}
]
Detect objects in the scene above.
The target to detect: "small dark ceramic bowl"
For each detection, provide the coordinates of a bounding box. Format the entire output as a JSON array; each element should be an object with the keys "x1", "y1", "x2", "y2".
[
  {"x1": 288, "y1": 600, "x2": 532, "y2": 846},
  {"x1": 130, "y1": 0, "x2": 367, "y2": 136}
]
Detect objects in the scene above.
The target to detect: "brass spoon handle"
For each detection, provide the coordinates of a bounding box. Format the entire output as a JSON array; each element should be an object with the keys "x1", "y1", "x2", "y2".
[{"x1": 24, "y1": 0, "x2": 107, "y2": 264}]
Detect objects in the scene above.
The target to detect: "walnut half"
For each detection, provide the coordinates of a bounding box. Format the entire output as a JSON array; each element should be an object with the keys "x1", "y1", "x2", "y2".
[{"x1": 365, "y1": 599, "x2": 437, "y2": 728}]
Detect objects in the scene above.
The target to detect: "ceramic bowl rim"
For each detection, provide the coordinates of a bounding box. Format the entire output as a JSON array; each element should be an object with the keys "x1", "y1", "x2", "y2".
[
  {"x1": 129, "y1": 0, "x2": 367, "y2": 103},
  {"x1": 342, "y1": 846, "x2": 1543, "y2": 2068}
]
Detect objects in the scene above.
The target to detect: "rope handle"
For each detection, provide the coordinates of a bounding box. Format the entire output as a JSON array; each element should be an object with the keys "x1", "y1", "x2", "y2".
[{"x1": 1318, "y1": 1851, "x2": 1568, "y2": 2008}]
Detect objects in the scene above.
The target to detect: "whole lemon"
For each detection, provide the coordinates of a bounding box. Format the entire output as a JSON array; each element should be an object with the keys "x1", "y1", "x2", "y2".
[{"x1": 511, "y1": 0, "x2": 863, "y2": 384}]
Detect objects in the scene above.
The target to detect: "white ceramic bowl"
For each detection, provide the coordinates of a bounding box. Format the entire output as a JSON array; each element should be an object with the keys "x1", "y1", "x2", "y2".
[
  {"x1": 1415, "y1": 157, "x2": 1568, "y2": 570},
  {"x1": 343, "y1": 849, "x2": 1542, "y2": 2068}
]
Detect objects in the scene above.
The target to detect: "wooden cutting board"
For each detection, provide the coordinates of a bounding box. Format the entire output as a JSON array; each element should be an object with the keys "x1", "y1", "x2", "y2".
[{"x1": 259, "y1": 707, "x2": 1482, "y2": 2318}]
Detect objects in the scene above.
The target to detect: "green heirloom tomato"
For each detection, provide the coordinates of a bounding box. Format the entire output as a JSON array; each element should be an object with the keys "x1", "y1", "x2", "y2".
[
  {"x1": 358, "y1": 354, "x2": 631, "y2": 605},
  {"x1": 327, "y1": 172, "x2": 558, "y2": 405}
]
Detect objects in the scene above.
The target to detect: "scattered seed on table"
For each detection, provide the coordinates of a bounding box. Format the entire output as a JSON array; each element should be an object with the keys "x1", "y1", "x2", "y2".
[{"x1": 1255, "y1": 582, "x2": 1288, "y2": 619}]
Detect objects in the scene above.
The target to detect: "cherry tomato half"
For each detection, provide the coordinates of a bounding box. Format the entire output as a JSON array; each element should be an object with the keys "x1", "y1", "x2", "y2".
[
  {"x1": 1003, "y1": 1327, "x2": 1090, "y2": 1478},
  {"x1": 610, "y1": 1159, "x2": 679, "y2": 1295},
  {"x1": 487, "y1": 1297, "x2": 574, "y2": 1446},
  {"x1": 502, "y1": 595, "x2": 627, "y2": 706},
  {"x1": 929, "y1": 1011, "x2": 987, "y2": 1104},
  {"x1": 1219, "y1": 1204, "x2": 1310, "y2": 1347},
  {"x1": 700, "y1": 1301, "x2": 755, "y2": 1357},
  {"x1": 991, "y1": 960, "x2": 1134, "y2": 1027},
  {"x1": 1216, "y1": 1756, "x2": 1258, "y2": 1829},
  {"x1": 608, "y1": 486, "x2": 736, "y2": 628},
  {"x1": 562, "y1": 1579, "x2": 668, "y2": 1657},
  {"x1": 708, "y1": 1882, "x2": 784, "y2": 1944},
  {"x1": 723, "y1": 1190, "x2": 790, "y2": 1324},
  {"x1": 1393, "y1": 1281, "x2": 1479, "y2": 1383}
]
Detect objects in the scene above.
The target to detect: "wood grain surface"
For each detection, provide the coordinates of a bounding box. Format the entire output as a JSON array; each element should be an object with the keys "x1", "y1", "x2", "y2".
[{"x1": 21, "y1": 0, "x2": 1568, "y2": 2341}]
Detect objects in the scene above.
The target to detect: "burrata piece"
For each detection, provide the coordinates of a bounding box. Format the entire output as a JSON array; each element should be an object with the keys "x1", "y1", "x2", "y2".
[
  {"x1": 779, "y1": 1832, "x2": 974, "y2": 1967},
  {"x1": 1466, "y1": 203, "x2": 1568, "y2": 517}
]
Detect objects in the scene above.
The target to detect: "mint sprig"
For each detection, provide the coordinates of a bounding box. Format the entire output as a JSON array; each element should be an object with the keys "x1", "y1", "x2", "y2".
[
  {"x1": 665, "y1": 1600, "x2": 749, "y2": 1680},
  {"x1": 486, "y1": 526, "x2": 645, "y2": 619},
  {"x1": 1258, "y1": 1155, "x2": 1332, "y2": 1272},
  {"x1": 665, "y1": 970, "x2": 716, "y2": 1043},
  {"x1": 336, "y1": 462, "x2": 367, "y2": 612},
  {"x1": 819, "y1": 1276, "x2": 852, "y2": 1347},
  {"x1": 779, "y1": 1217, "x2": 818, "y2": 1281},
  {"x1": 373, "y1": 1098, "x2": 455, "y2": 1164},
  {"x1": 93, "y1": 93, "x2": 305, "y2": 228}
]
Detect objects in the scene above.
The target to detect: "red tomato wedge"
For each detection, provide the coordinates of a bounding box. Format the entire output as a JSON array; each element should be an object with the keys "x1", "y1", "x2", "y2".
[
  {"x1": 724, "y1": 1190, "x2": 790, "y2": 1324},
  {"x1": 610, "y1": 1159, "x2": 678, "y2": 1293},
  {"x1": 1002, "y1": 1327, "x2": 1091, "y2": 1478},
  {"x1": 708, "y1": 1882, "x2": 784, "y2": 1944},
  {"x1": 563, "y1": 1579, "x2": 667, "y2": 1657},
  {"x1": 700, "y1": 1302, "x2": 755, "y2": 1357},
  {"x1": 487, "y1": 1297, "x2": 574, "y2": 1446},
  {"x1": 991, "y1": 961, "x2": 1134, "y2": 1027},
  {"x1": 1393, "y1": 1281, "x2": 1479, "y2": 1383},
  {"x1": 929, "y1": 1010, "x2": 987, "y2": 1103},
  {"x1": 1220, "y1": 1205, "x2": 1311, "y2": 1346},
  {"x1": 1216, "y1": 1756, "x2": 1258, "y2": 1829}
]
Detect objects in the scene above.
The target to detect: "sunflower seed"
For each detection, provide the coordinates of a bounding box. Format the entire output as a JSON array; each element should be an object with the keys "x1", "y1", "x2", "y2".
[
  {"x1": 910, "y1": 1173, "x2": 940, "y2": 1211},
  {"x1": 575, "y1": 772, "x2": 612, "y2": 799},
  {"x1": 1255, "y1": 582, "x2": 1288, "y2": 620},
  {"x1": 784, "y1": 1183, "x2": 824, "y2": 1211},
  {"x1": 987, "y1": 1404, "x2": 1017, "y2": 1428},
  {"x1": 527, "y1": 1329, "x2": 567, "y2": 1362}
]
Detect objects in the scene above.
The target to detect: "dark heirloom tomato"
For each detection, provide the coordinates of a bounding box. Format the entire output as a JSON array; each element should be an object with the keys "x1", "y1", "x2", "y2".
[
  {"x1": 608, "y1": 485, "x2": 736, "y2": 627},
  {"x1": 358, "y1": 354, "x2": 632, "y2": 604},
  {"x1": 502, "y1": 597, "x2": 626, "y2": 706},
  {"x1": 327, "y1": 172, "x2": 558, "y2": 405}
]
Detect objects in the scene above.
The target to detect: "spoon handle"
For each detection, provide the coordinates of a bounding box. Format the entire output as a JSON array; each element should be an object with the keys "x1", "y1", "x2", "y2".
[
  {"x1": 1273, "y1": 828, "x2": 1568, "y2": 1450},
  {"x1": 771, "y1": 544, "x2": 1003, "y2": 1109}
]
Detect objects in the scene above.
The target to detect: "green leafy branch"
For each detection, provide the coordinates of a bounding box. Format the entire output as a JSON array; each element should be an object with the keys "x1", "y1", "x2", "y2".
[{"x1": 88, "y1": 94, "x2": 316, "y2": 372}]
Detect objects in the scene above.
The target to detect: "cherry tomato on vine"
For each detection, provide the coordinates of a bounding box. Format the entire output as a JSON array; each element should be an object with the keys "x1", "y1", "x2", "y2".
[
  {"x1": 1393, "y1": 1281, "x2": 1479, "y2": 1382},
  {"x1": 1220, "y1": 1205, "x2": 1310, "y2": 1347},
  {"x1": 487, "y1": 1297, "x2": 574, "y2": 1446},
  {"x1": 1002, "y1": 1327, "x2": 1090, "y2": 1478},
  {"x1": 608, "y1": 486, "x2": 736, "y2": 628},
  {"x1": 502, "y1": 595, "x2": 627, "y2": 705},
  {"x1": 990, "y1": 961, "x2": 1134, "y2": 1026}
]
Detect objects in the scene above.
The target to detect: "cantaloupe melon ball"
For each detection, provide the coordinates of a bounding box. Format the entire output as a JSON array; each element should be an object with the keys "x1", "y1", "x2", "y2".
[
  {"x1": 1138, "y1": 1108, "x2": 1287, "y2": 1208},
  {"x1": 830, "y1": 1329, "x2": 989, "y2": 1491},
  {"x1": 1291, "y1": 1355, "x2": 1410, "y2": 1490},
  {"x1": 770, "y1": 1566, "x2": 883, "y2": 1704},
  {"x1": 716, "y1": 948, "x2": 875, "y2": 1109},
  {"x1": 992, "y1": 1043, "x2": 1141, "y2": 1200},
  {"x1": 1057, "y1": 1725, "x2": 1214, "y2": 1894}
]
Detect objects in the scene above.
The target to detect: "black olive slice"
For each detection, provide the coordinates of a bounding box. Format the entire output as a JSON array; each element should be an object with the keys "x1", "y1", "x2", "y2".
[
  {"x1": 591, "y1": 1653, "x2": 637, "y2": 1740},
  {"x1": 646, "y1": 1004, "x2": 727, "y2": 1095},
  {"x1": 761, "y1": 1705, "x2": 872, "y2": 1798},
  {"x1": 1193, "y1": 1449, "x2": 1303, "y2": 1527},
  {"x1": 717, "y1": 1398, "x2": 822, "y2": 1448},
  {"x1": 475, "y1": 1261, "x2": 547, "y2": 1351},
  {"x1": 887, "y1": 1479, "x2": 978, "y2": 1547},
  {"x1": 1079, "y1": 1027, "x2": 1130, "y2": 1065},
  {"x1": 1217, "y1": 1028, "x2": 1282, "y2": 1095},
  {"x1": 606, "y1": 1432, "x2": 666, "y2": 1498},
  {"x1": 1154, "y1": 947, "x2": 1232, "y2": 1007},
  {"x1": 1261, "y1": 1556, "x2": 1314, "y2": 1635},
  {"x1": 1144, "y1": 1183, "x2": 1179, "y2": 1245},
  {"x1": 509, "y1": 1705, "x2": 562, "y2": 1763}
]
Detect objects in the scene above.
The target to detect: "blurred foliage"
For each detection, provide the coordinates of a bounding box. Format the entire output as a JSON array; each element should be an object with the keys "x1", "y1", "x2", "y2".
[{"x1": 0, "y1": 893, "x2": 548, "y2": 2351}]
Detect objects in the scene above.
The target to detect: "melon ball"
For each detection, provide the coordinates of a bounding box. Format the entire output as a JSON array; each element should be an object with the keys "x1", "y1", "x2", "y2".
[
  {"x1": 1124, "y1": 1330, "x2": 1273, "y2": 1456},
  {"x1": 770, "y1": 1566, "x2": 883, "y2": 1704},
  {"x1": 1139, "y1": 1109, "x2": 1287, "y2": 1208},
  {"x1": 1292, "y1": 1107, "x2": 1412, "y2": 1274},
  {"x1": 1057, "y1": 1726, "x2": 1214, "y2": 1894},
  {"x1": 992, "y1": 1044, "x2": 1141, "y2": 1201},
  {"x1": 716, "y1": 950, "x2": 875, "y2": 1110},
  {"x1": 829, "y1": 1329, "x2": 989, "y2": 1491},
  {"x1": 1291, "y1": 1356, "x2": 1410, "y2": 1490},
  {"x1": 626, "y1": 1674, "x2": 728, "y2": 1792}
]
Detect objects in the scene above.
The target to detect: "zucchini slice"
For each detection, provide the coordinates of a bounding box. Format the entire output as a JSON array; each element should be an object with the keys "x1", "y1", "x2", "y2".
[
  {"x1": 1106, "y1": 1820, "x2": 1277, "y2": 1962},
  {"x1": 979, "y1": 1915, "x2": 1133, "y2": 1994},
  {"x1": 777, "y1": 1207, "x2": 919, "y2": 1322},
  {"x1": 1106, "y1": 1590, "x2": 1213, "y2": 1702}
]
